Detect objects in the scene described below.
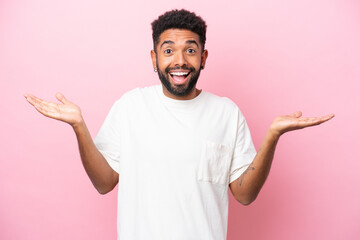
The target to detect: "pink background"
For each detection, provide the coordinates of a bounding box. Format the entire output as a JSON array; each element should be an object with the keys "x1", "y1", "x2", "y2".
[{"x1": 1, "y1": 0, "x2": 359, "y2": 239}]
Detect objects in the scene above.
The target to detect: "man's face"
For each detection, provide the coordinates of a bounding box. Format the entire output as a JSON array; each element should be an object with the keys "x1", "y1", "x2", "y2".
[{"x1": 151, "y1": 29, "x2": 208, "y2": 100}]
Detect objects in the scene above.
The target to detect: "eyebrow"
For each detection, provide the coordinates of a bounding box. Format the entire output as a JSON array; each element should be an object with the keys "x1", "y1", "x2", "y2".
[
  {"x1": 160, "y1": 40, "x2": 174, "y2": 48},
  {"x1": 160, "y1": 40, "x2": 199, "y2": 48},
  {"x1": 186, "y1": 40, "x2": 199, "y2": 48}
]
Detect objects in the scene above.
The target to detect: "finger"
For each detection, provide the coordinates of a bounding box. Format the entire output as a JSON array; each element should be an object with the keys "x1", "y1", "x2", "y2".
[
  {"x1": 321, "y1": 114, "x2": 335, "y2": 121},
  {"x1": 305, "y1": 114, "x2": 335, "y2": 123},
  {"x1": 31, "y1": 99, "x2": 52, "y2": 116},
  {"x1": 56, "y1": 92, "x2": 70, "y2": 104},
  {"x1": 298, "y1": 114, "x2": 334, "y2": 127},
  {"x1": 25, "y1": 94, "x2": 45, "y2": 102},
  {"x1": 25, "y1": 94, "x2": 59, "y2": 112},
  {"x1": 37, "y1": 100, "x2": 58, "y2": 113},
  {"x1": 24, "y1": 94, "x2": 45, "y2": 108},
  {"x1": 24, "y1": 93, "x2": 39, "y2": 103},
  {"x1": 315, "y1": 114, "x2": 335, "y2": 125},
  {"x1": 33, "y1": 95, "x2": 59, "y2": 108},
  {"x1": 33, "y1": 100, "x2": 61, "y2": 119},
  {"x1": 290, "y1": 111, "x2": 302, "y2": 118},
  {"x1": 24, "y1": 94, "x2": 36, "y2": 106},
  {"x1": 25, "y1": 94, "x2": 46, "y2": 106}
]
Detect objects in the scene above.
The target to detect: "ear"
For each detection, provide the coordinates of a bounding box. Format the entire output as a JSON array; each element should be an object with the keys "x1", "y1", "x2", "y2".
[
  {"x1": 150, "y1": 50, "x2": 157, "y2": 71},
  {"x1": 201, "y1": 49, "x2": 208, "y2": 70}
]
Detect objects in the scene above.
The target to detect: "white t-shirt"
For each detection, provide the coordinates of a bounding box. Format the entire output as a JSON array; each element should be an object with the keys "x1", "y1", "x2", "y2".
[{"x1": 94, "y1": 85, "x2": 256, "y2": 240}]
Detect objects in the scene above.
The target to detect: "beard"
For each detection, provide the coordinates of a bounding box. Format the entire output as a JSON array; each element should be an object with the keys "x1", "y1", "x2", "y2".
[{"x1": 156, "y1": 63, "x2": 201, "y2": 97}]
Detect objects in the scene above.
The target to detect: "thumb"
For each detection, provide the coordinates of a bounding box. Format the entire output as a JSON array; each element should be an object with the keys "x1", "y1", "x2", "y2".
[
  {"x1": 56, "y1": 92, "x2": 70, "y2": 104},
  {"x1": 290, "y1": 111, "x2": 302, "y2": 118}
]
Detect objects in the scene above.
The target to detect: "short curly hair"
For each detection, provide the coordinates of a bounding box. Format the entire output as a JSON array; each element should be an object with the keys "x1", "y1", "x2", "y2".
[{"x1": 151, "y1": 9, "x2": 207, "y2": 52}]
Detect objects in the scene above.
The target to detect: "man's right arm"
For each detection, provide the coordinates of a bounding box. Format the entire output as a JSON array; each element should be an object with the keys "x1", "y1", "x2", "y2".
[
  {"x1": 25, "y1": 93, "x2": 118, "y2": 194},
  {"x1": 73, "y1": 120, "x2": 118, "y2": 194}
]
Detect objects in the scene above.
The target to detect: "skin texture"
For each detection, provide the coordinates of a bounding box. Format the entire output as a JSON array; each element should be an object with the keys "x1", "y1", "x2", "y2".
[
  {"x1": 151, "y1": 29, "x2": 208, "y2": 100},
  {"x1": 24, "y1": 29, "x2": 334, "y2": 203},
  {"x1": 24, "y1": 93, "x2": 118, "y2": 194},
  {"x1": 229, "y1": 111, "x2": 334, "y2": 205}
]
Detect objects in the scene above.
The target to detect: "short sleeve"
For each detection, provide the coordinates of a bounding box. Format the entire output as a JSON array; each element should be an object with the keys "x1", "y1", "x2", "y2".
[
  {"x1": 94, "y1": 100, "x2": 123, "y2": 174},
  {"x1": 229, "y1": 110, "x2": 257, "y2": 184}
]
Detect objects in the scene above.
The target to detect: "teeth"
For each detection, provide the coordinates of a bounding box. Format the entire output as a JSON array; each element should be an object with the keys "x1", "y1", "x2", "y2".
[{"x1": 170, "y1": 72, "x2": 188, "y2": 76}]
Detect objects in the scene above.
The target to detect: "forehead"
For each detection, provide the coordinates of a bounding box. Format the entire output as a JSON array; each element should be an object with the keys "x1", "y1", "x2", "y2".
[{"x1": 158, "y1": 29, "x2": 200, "y2": 47}]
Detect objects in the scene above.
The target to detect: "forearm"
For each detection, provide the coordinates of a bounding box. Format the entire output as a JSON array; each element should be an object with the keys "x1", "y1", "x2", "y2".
[
  {"x1": 231, "y1": 130, "x2": 279, "y2": 205},
  {"x1": 230, "y1": 111, "x2": 334, "y2": 205},
  {"x1": 24, "y1": 93, "x2": 118, "y2": 194},
  {"x1": 72, "y1": 120, "x2": 118, "y2": 194}
]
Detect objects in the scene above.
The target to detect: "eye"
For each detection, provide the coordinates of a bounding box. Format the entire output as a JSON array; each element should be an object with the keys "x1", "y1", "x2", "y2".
[
  {"x1": 164, "y1": 49, "x2": 172, "y2": 54},
  {"x1": 187, "y1": 49, "x2": 195, "y2": 54}
]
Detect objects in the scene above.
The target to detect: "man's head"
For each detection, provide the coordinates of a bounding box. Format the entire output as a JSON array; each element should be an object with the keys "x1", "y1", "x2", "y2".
[
  {"x1": 151, "y1": 9, "x2": 207, "y2": 52},
  {"x1": 150, "y1": 9, "x2": 208, "y2": 100}
]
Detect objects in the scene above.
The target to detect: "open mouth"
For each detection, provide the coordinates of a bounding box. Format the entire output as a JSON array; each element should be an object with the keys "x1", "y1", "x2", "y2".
[{"x1": 169, "y1": 72, "x2": 191, "y2": 85}]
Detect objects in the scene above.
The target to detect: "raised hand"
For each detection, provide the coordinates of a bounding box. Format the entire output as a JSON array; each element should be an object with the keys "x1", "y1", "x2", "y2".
[
  {"x1": 269, "y1": 111, "x2": 335, "y2": 138},
  {"x1": 24, "y1": 93, "x2": 83, "y2": 127},
  {"x1": 25, "y1": 92, "x2": 118, "y2": 193}
]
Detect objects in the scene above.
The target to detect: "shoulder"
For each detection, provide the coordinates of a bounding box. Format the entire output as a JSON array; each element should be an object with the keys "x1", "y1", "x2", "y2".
[
  {"x1": 203, "y1": 91, "x2": 239, "y2": 112},
  {"x1": 202, "y1": 91, "x2": 247, "y2": 123},
  {"x1": 113, "y1": 85, "x2": 160, "y2": 106}
]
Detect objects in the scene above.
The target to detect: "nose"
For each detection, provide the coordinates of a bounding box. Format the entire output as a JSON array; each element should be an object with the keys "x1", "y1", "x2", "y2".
[{"x1": 173, "y1": 51, "x2": 187, "y2": 67}]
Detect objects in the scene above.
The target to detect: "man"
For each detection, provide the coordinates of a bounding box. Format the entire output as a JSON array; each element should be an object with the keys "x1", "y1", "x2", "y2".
[{"x1": 24, "y1": 9, "x2": 334, "y2": 240}]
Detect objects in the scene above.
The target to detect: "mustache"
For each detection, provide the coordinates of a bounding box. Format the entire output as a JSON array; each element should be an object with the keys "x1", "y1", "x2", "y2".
[{"x1": 165, "y1": 66, "x2": 195, "y2": 73}]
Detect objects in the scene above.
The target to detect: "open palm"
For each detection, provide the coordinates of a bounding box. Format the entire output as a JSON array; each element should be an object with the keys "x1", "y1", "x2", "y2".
[
  {"x1": 270, "y1": 111, "x2": 335, "y2": 137},
  {"x1": 24, "y1": 93, "x2": 83, "y2": 127}
]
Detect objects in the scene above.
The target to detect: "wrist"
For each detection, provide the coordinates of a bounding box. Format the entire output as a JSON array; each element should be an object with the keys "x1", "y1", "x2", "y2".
[
  {"x1": 266, "y1": 128, "x2": 281, "y2": 142},
  {"x1": 71, "y1": 117, "x2": 85, "y2": 131}
]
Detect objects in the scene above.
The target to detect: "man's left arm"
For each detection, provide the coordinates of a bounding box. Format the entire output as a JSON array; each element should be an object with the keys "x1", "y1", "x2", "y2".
[{"x1": 229, "y1": 111, "x2": 334, "y2": 205}]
